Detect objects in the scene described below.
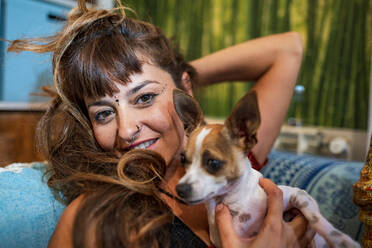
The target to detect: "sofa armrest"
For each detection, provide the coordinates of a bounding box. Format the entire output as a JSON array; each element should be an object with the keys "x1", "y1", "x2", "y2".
[{"x1": 0, "y1": 162, "x2": 65, "y2": 248}]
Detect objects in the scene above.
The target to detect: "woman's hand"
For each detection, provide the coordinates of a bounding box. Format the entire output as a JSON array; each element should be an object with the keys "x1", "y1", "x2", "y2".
[{"x1": 215, "y1": 178, "x2": 312, "y2": 248}]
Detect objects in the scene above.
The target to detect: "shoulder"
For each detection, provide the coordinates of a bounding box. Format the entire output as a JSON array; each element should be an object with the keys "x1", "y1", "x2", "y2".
[{"x1": 48, "y1": 195, "x2": 86, "y2": 248}]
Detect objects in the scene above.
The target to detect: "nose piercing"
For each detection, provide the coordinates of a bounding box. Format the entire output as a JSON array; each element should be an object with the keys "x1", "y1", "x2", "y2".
[
  {"x1": 131, "y1": 125, "x2": 141, "y2": 143},
  {"x1": 126, "y1": 125, "x2": 142, "y2": 145}
]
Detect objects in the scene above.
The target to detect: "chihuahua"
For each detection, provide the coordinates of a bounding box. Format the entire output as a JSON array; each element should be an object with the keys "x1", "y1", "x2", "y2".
[{"x1": 173, "y1": 89, "x2": 360, "y2": 248}]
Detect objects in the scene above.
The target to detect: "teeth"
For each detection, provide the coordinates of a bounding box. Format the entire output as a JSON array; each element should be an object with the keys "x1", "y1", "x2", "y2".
[{"x1": 134, "y1": 139, "x2": 157, "y2": 149}]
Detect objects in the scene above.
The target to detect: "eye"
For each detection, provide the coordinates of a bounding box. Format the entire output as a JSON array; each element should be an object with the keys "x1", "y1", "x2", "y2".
[
  {"x1": 207, "y1": 159, "x2": 222, "y2": 171},
  {"x1": 94, "y1": 109, "x2": 114, "y2": 123},
  {"x1": 136, "y1": 93, "x2": 157, "y2": 105},
  {"x1": 180, "y1": 153, "x2": 187, "y2": 167}
]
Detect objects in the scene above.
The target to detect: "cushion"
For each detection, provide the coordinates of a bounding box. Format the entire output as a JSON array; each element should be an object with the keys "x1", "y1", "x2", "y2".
[{"x1": 262, "y1": 150, "x2": 364, "y2": 243}]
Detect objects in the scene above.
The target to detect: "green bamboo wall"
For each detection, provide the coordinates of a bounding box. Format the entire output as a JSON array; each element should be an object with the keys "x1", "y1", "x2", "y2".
[{"x1": 122, "y1": 0, "x2": 371, "y2": 130}]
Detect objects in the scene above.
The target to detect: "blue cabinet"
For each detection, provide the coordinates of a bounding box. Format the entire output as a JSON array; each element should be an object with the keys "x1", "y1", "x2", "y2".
[{"x1": 0, "y1": 0, "x2": 71, "y2": 102}]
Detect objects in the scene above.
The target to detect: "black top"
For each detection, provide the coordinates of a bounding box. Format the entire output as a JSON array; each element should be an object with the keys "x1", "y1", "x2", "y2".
[{"x1": 170, "y1": 216, "x2": 208, "y2": 248}]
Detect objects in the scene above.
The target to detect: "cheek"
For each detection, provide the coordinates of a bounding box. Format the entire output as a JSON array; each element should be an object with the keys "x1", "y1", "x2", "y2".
[
  {"x1": 151, "y1": 100, "x2": 184, "y2": 136},
  {"x1": 148, "y1": 101, "x2": 186, "y2": 161},
  {"x1": 92, "y1": 123, "x2": 117, "y2": 151}
]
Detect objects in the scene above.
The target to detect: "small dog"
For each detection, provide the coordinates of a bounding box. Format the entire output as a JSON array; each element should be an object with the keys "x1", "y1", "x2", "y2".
[{"x1": 173, "y1": 89, "x2": 360, "y2": 248}]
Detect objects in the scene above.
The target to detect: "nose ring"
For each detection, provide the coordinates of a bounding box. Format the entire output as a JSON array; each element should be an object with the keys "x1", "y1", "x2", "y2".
[{"x1": 127, "y1": 125, "x2": 141, "y2": 145}]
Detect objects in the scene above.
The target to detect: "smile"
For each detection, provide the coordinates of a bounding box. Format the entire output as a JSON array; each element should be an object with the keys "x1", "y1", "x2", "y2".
[{"x1": 133, "y1": 138, "x2": 158, "y2": 149}]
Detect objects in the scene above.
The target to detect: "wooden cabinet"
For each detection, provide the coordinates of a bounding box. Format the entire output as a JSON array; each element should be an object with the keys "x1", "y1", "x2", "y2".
[{"x1": 0, "y1": 104, "x2": 46, "y2": 166}]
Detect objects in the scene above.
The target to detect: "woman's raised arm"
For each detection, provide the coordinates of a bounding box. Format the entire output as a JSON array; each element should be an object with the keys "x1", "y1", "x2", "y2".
[{"x1": 190, "y1": 32, "x2": 303, "y2": 165}]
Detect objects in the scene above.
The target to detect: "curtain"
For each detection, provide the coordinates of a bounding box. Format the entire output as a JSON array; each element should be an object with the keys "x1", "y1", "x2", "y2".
[{"x1": 123, "y1": 0, "x2": 371, "y2": 130}]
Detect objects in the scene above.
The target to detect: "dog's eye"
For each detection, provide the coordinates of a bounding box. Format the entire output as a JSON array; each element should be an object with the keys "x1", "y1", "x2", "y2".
[
  {"x1": 180, "y1": 153, "x2": 187, "y2": 167},
  {"x1": 207, "y1": 159, "x2": 222, "y2": 171}
]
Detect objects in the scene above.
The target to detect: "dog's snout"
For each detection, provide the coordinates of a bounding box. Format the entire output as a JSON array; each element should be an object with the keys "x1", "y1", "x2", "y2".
[{"x1": 176, "y1": 183, "x2": 192, "y2": 199}]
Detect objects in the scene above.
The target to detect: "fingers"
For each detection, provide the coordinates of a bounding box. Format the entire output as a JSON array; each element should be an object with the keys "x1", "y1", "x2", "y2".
[
  {"x1": 215, "y1": 204, "x2": 240, "y2": 248},
  {"x1": 259, "y1": 178, "x2": 283, "y2": 224},
  {"x1": 288, "y1": 213, "x2": 308, "y2": 239},
  {"x1": 300, "y1": 227, "x2": 316, "y2": 248}
]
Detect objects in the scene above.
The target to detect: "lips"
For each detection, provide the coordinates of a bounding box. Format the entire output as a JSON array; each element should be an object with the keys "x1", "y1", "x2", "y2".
[
  {"x1": 133, "y1": 138, "x2": 158, "y2": 149},
  {"x1": 125, "y1": 138, "x2": 158, "y2": 151}
]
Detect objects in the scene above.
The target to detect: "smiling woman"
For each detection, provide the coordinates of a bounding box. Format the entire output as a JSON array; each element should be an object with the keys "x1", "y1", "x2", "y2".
[
  {"x1": 7, "y1": 2, "x2": 198, "y2": 246},
  {"x1": 86, "y1": 63, "x2": 187, "y2": 164},
  {"x1": 6, "y1": 0, "x2": 307, "y2": 247}
]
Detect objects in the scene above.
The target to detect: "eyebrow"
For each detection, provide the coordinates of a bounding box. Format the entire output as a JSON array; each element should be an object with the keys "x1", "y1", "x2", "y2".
[
  {"x1": 87, "y1": 80, "x2": 160, "y2": 108},
  {"x1": 87, "y1": 100, "x2": 113, "y2": 108},
  {"x1": 127, "y1": 80, "x2": 160, "y2": 96}
]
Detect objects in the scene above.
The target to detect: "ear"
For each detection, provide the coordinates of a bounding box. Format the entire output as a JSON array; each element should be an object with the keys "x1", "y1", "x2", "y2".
[
  {"x1": 173, "y1": 89, "x2": 203, "y2": 135},
  {"x1": 224, "y1": 90, "x2": 261, "y2": 152},
  {"x1": 181, "y1": 72, "x2": 193, "y2": 96}
]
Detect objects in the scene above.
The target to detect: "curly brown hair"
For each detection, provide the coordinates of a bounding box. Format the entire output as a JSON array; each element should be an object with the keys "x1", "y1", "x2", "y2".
[{"x1": 7, "y1": 0, "x2": 197, "y2": 247}]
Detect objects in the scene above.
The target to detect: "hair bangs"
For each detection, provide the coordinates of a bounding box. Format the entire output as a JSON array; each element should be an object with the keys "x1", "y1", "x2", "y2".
[{"x1": 63, "y1": 28, "x2": 143, "y2": 105}]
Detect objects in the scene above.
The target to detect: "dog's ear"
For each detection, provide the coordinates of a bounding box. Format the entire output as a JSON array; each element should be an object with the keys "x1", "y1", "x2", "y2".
[
  {"x1": 224, "y1": 90, "x2": 260, "y2": 152},
  {"x1": 173, "y1": 89, "x2": 203, "y2": 135}
]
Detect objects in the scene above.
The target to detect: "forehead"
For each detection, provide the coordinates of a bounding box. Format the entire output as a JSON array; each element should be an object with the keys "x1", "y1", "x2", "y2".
[
  {"x1": 186, "y1": 125, "x2": 240, "y2": 179},
  {"x1": 84, "y1": 63, "x2": 175, "y2": 104},
  {"x1": 187, "y1": 125, "x2": 232, "y2": 154},
  {"x1": 129, "y1": 63, "x2": 175, "y2": 87}
]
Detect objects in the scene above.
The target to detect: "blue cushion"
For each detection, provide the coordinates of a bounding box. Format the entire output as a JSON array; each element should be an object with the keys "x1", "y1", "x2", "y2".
[
  {"x1": 0, "y1": 162, "x2": 65, "y2": 248},
  {"x1": 262, "y1": 150, "x2": 364, "y2": 243}
]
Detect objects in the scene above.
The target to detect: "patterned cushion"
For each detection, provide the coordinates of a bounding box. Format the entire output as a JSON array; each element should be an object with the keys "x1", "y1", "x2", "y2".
[
  {"x1": 262, "y1": 150, "x2": 364, "y2": 243},
  {"x1": 0, "y1": 151, "x2": 364, "y2": 247}
]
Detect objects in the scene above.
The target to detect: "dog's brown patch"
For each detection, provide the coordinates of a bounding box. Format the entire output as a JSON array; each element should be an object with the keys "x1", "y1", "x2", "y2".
[
  {"x1": 239, "y1": 213, "x2": 251, "y2": 223},
  {"x1": 299, "y1": 201, "x2": 309, "y2": 208},
  {"x1": 230, "y1": 209, "x2": 239, "y2": 217},
  {"x1": 197, "y1": 125, "x2": 243, "y2": 181},
  {"x1": 289, "y1": 194, "x2": 309, "y2": 209},
  {"x1": 330, "y1": 230, "x2": 342, "y2": 237},
  {"x1": 184, "y1": 127, "x2": 203, "y2": 167},
  {"x1": 289, "y1": 195, "x2": 297, "y2": 205},
  {"x1": 309, "y1": 214, "x2": 319, "y2": 224}
]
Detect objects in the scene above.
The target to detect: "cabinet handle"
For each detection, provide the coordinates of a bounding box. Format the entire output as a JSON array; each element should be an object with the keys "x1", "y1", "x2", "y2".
[{"x1": 47, "y1": 13, "x2": 67, "y2": 22}]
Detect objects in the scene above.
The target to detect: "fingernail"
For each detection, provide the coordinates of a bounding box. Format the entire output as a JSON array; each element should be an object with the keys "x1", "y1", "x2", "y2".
[{"x1": 215, "y1": 203, "x2": 223, "y2": 212}]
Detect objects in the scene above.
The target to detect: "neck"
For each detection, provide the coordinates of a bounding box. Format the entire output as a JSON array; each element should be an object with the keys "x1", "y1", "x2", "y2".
[{"x1": 223, "y1": 157, "x2": 263, "y2": 206}]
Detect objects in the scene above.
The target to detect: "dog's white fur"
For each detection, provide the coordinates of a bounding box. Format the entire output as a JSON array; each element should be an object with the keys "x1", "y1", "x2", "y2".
[{"x1": 173, "y1": 89, "x2": 360, "y2": 248}]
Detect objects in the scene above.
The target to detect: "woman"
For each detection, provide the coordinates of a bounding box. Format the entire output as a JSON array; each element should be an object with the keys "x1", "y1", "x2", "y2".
[{"x1": 8, "y1": 1, "x2": 307, "y2": 247}]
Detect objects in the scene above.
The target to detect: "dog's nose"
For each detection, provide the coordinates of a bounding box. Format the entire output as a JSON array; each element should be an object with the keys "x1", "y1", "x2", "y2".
[{"x1": 176, "y1": 183, "x2": 192, "y2": 199}]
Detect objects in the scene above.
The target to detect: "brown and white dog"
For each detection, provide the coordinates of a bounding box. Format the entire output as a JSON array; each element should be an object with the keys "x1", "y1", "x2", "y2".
[{"x1": 173, "y1": 89, "x2": 360, "y2": 248}]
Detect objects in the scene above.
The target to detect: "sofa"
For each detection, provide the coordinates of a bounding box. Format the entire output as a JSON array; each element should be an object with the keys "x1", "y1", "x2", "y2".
[{"x1": 0, "y1": 150, "x2": 364, "y2": 248}]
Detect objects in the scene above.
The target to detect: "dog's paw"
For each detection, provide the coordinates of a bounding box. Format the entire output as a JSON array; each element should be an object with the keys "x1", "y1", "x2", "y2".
[{"x1": 326, "y1": 230, "x2": 361, "y2": 248}]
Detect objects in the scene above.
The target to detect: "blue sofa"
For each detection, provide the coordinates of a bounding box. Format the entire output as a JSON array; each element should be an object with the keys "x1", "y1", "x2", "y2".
[{"x1": 0, "y1": 151, "x2": 364, "y2": 248}]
